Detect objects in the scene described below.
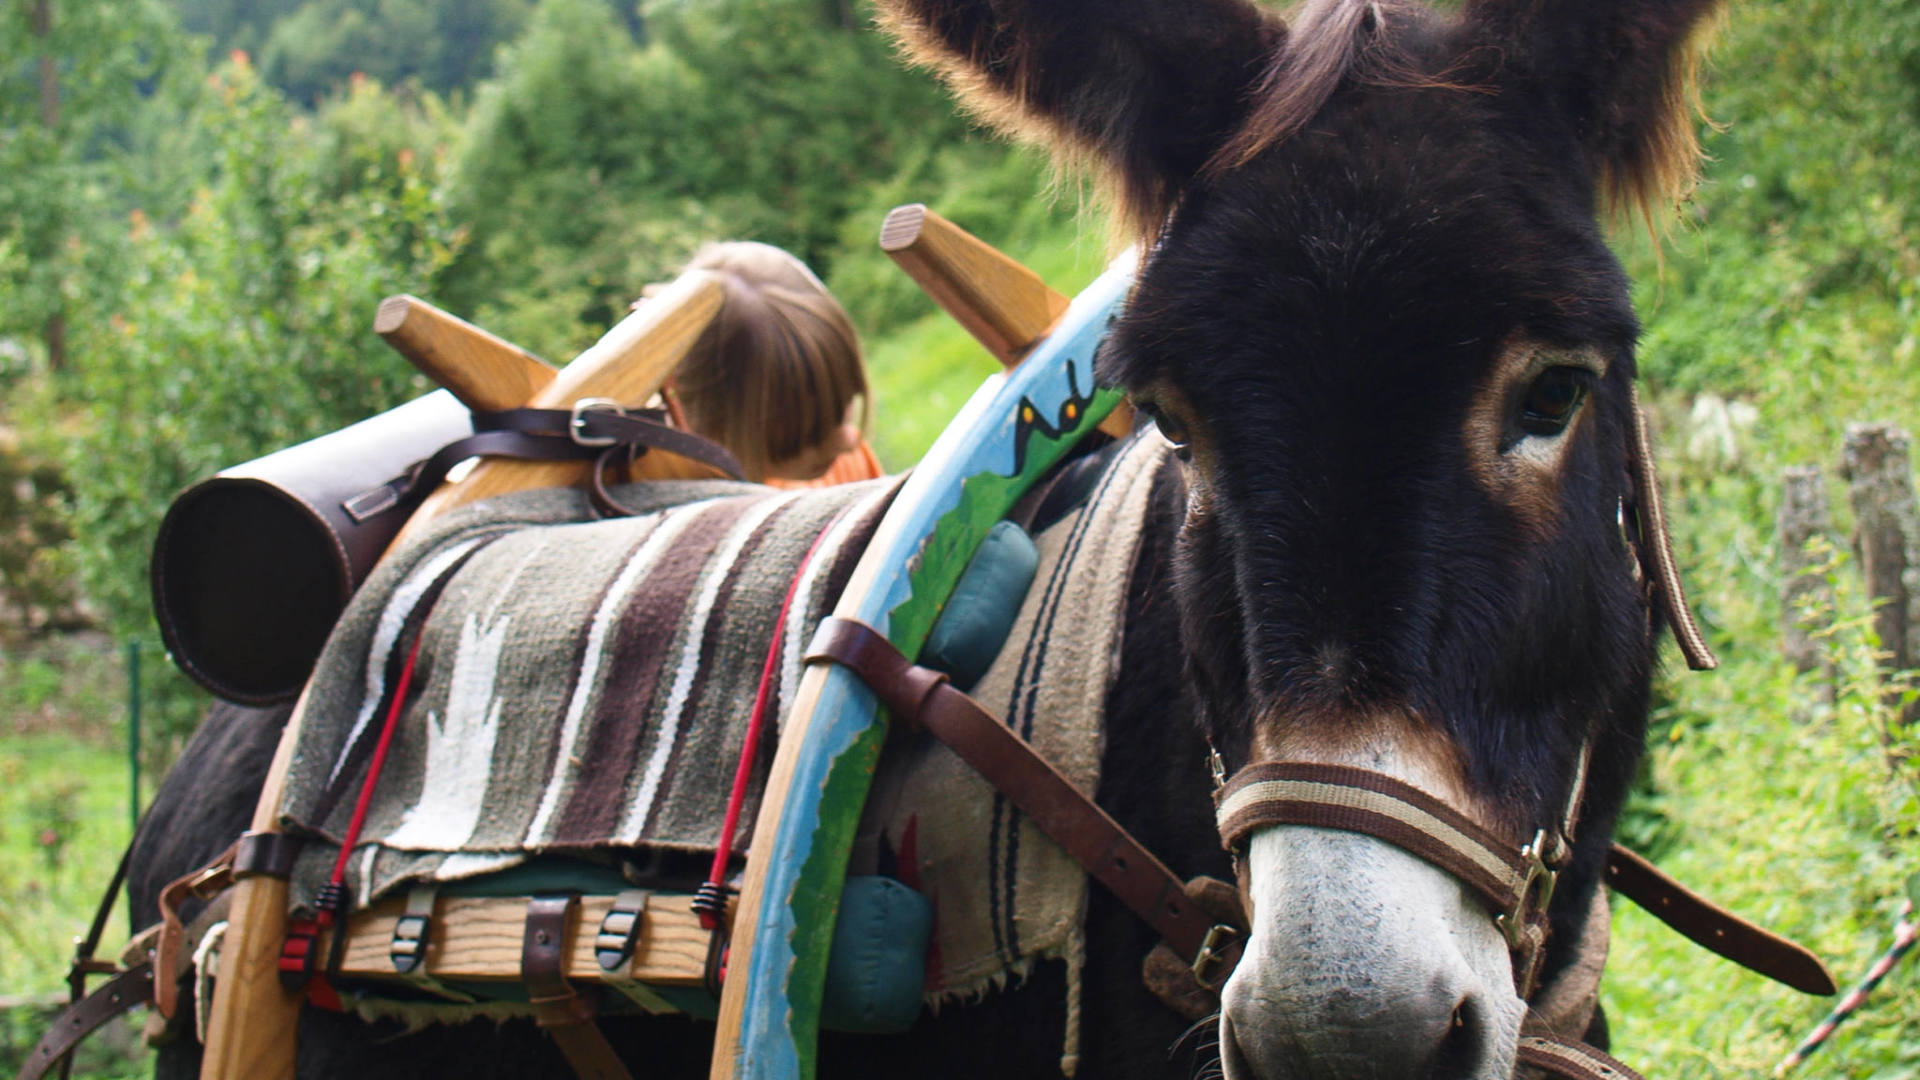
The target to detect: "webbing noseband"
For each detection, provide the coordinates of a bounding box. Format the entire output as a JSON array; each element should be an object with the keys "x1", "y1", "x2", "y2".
[{"x1": 1213, "y1": 759, "x2": 1573, "y2": 996}]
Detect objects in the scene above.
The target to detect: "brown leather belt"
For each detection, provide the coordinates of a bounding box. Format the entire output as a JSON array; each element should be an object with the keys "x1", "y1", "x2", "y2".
[
  {"x1": 805, "y1": 616, "x2": 1243, "y2": 984},
  {"x1": 522, "y1": 895, "x2": 634, "y2": 1080},
  {"x1": 1604, "y1": 843, "x2": 1835, "y2": 995},
  {"x1": 13, "y1": 963, "x2": 154, "y2": 1080},
  {"x1": 1519, "y1": 1034, "x2": 1646, "y2": 1080},
  {"x1": 1214, "y1": 759, "x2": 1564, "y2": 994}
]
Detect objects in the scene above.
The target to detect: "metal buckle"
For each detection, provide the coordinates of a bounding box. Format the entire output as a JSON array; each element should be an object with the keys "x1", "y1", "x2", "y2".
[
  {"x1": 1190, "y1": 923, "x2": 1241, "y2": 990},
  {"x1": 184, "y1": 861, "x2": 234, "y2": 902},
  {"x1": 1495, "y1": 829, "x2": 1558, "y2": 949},
  {"x1": 570, "y1": 398, "x2": 627, "y2": 447}
]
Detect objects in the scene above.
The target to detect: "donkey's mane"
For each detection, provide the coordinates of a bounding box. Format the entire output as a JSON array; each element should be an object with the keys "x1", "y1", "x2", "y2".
[{"x1": 1208, "y1": 0, "x2": 1463, "y2": 176}]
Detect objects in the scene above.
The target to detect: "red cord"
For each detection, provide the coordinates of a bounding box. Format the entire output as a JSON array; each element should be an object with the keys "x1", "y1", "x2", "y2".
[
  {"x1": 701, "y1": 517, "x2": 842, "y2": 930},
  {"x1": 323, "y1": 626, "x2": 428, "y2": 918}
]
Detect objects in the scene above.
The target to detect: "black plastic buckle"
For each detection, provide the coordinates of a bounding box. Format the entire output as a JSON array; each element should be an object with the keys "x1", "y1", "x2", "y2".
[{"x1": 595, "y1": 889, "x2": 651, "y2": 973}]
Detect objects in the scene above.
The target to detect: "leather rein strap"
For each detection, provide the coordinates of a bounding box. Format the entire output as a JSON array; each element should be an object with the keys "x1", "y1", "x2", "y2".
[
  {"x1": 807, "y1": 613, "x2": 1831, "y2": 1080},
  {"x1": 804, "y1": 616, "x2": 1243, "y2": 983},
  {"x1": 1604, "y1": 844, "x2": 1834, "y2": 995},
  {"x1": 1212, "y1": 764, "x2": 1836, "y2": 998}
]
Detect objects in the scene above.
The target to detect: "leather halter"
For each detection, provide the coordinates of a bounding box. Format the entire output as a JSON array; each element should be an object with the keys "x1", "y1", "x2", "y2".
[
  {"x1": 1206, "y1": 396, "x2": 1717, "y2": 990},
  {"x1": 1212, "y1": 758, "x2": 1578, "y2": 997}
]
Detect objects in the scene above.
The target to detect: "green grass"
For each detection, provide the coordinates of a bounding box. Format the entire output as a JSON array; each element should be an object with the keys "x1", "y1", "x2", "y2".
[
  {"x1": 1597, "y1": 400, "x2": 1920, "y2": 1073},
  {"x1": 1, "y1": 639, "x2": 153, "y2": 1078},
  {"x1": 0, "y1": 733, "x2": 139, "y2": 994}
]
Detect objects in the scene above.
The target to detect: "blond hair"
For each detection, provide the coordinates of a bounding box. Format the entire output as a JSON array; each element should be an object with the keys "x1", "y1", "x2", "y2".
[{"x1": 668, "y1": 242, "x2": 869, "y2": 482}]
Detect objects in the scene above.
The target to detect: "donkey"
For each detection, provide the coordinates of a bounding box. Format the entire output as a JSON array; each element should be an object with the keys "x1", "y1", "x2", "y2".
[
  {"x1": 125, "y1": 0, "x2": 1723, "y2": 1075},
  {"x1": 865, "y1": 0, "x2": 1720, "y2": 1071}
]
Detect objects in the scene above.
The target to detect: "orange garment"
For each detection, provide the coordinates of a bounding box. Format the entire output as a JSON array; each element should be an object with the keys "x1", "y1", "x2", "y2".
[{"x1": 767, "y1": 439, "x2": 886, "y2": 489}]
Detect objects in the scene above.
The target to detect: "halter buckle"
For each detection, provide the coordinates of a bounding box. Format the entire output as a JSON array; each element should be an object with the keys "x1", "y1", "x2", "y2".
[
  {"x1": 569, "y1": 398, "x2": 627, "y2": 447},
  {"x1": 1190, "y1": 923, "x2": 1241, "y2": 990},
  {"x1": 1495, "y1": 829, "x2": 1558, "y2": 949}
]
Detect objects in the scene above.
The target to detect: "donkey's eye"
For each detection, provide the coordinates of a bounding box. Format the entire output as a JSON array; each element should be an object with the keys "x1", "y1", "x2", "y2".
[
  {"x1": 1133, "y1": 400, "x2": 1187, "y2": 448},
  {"x1": 1151, "y1": 411, "x2": 1191, "y2": 457},
  {"x1": 1518, "y1": 367, "x2": 1592, "y2": 437}
]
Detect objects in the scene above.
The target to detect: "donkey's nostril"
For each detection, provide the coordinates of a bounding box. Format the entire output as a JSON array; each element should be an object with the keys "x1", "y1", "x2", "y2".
[{"x1": 1428, "y1": 996, "x2": 1487, "y2": 1080}]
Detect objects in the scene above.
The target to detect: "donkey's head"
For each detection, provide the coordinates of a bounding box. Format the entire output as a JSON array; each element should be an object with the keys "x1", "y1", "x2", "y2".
[{"x1": 882, "y1": 0, "x2": 1719, "y2": 1074}]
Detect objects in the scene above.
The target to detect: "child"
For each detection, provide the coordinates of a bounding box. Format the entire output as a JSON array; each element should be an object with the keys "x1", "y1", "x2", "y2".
[{"x1": 652, "y1": 242, "x2": 884, "y2": 487}]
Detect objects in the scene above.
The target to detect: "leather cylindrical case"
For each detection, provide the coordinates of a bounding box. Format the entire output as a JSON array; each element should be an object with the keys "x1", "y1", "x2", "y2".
[{"x1": 151, "y1": 391, "x2": 472, "y2": 704}]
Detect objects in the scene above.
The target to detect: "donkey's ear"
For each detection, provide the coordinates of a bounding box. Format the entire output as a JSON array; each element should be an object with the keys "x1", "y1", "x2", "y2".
[
  {"x1": 1464, "y1": 0, "x2": 1722, "y2": 220},
  {"x1": 878, "y1": 0, "x2": 1284, "y2": 236}
]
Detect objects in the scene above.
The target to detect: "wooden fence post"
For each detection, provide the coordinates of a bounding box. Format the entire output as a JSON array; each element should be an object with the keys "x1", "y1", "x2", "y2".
[
  {"x1": 1778, "y1": 465, "x2": 1833, "y2": 674},
  {"x1": 1841, "y1": 423, "x2": 1920, "y2": 673}
]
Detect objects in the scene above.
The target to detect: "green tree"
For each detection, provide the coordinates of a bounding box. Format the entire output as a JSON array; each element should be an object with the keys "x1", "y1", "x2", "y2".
[
  {"x1": 437, "y1": 0, "x2": 971, "y2": 356},
  {"x1": 0, "y1": 0, "x2": 182, "y2": 374},
  {"x1": 258, "y1": 0, "x2": 535, "y2": 104},
  {"x1": 52, "y1": 54, "x2": 457, "y2": 648}
]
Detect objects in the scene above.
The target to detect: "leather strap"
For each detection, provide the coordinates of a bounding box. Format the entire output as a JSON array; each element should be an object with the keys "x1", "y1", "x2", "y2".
[
  {"x1": 154, "y1": 840, "x2": 248, "y2": 1020},
  {"x1": 233, "y1": 829, "x2": 301, "y2": 880},
  {"x1": 342, "y1": 403, "x2": 746, "y2": 527},
  {"x1": 805, "y1": 617, "x2": 1235, "y2": 969},
  {"x1": 13, "y1": 963, "x2": 154, "y2": 1080},
  {"x1": 1213, "y1": 760, "x2": 1560, "y2": 995},
  {"x1": 1627, "y1": 388, "x2": 1717, "y2": 671},
  {"x1": 1518, "y1": 1034, "x2": 1646, "y2": 1080},
  {"x1": 521, "y1": 895, "x2": 634, "y2": 1080},
  {"x1": 1605, "y1": 843, "x2": 1836, "y2": 995},
  {"x1": 1216, "y1": 762, "x2": 1540, "y2": 918}
]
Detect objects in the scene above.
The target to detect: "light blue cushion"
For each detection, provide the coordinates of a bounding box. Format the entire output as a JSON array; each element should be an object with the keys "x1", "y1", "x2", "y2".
[
  {"x1": 819, "y1": 875, "x2": 933, "y2": 1033},
  {"x1": 921, "y1": 520, "x2": 1040, "y2": 691}
]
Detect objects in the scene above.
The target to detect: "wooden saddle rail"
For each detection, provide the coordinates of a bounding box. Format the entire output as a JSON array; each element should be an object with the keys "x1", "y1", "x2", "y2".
[
  {"x1": 878, "y1": 203, "x2": 1133, "y2": 440},
  {"x1": 197, "y1": 275, "x2": 725, "y2": 1080}
]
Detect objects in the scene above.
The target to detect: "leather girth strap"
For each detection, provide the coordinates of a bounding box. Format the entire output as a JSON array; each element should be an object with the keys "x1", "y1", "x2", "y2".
[
  {"x1": 12, "y1": 964, "x2": 155, "y2": 1080},
  {"x1": 1605, "y1": 844, "x2": 1835, "y2": 995},
  {"x1": 804, "y1": 616, "x2": 1240, "y2": 977},
  {"x1": 522, "y1": 895, "x2": 634, "y2": 1080}
]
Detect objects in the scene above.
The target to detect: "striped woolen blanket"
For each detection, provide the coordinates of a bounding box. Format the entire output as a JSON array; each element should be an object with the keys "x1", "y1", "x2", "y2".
[
  {"x1": 274, "y1": 434, "x2": 1168, "y2": 1043},
  {"x1": 277, "y1": 477, "x2": 896, "y2": 907}
]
